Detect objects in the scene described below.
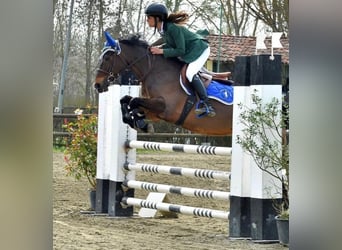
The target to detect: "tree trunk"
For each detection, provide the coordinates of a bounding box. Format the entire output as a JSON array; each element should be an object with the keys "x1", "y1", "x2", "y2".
[{"x1": 85, "y1": 0, "x2": 95, "y2": 105}]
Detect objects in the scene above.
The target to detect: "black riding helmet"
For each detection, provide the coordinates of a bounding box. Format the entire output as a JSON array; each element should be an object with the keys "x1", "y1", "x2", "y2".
[{"x1": 145, "y1": 3, "x2": 168, "y2": 21}]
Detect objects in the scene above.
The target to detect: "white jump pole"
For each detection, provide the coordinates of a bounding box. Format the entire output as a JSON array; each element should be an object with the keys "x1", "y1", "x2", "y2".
[
  {"x1": 122, "y1": 197, "x2": 230, "y2": 220},
  {"x1": 124, "y1": 162, "x2": 231, "y2": 181},
  {"x1": 123, "y1": 180, "x2": 230, "y2": 200},
  {"x1": 126, "y1": 140, "x2": 232, "y2": 156}
]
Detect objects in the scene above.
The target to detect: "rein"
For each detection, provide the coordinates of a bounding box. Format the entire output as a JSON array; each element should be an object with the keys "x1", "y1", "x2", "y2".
[
  {"x1": 119, "y1": 48, "x2": 154, "y2": 81},
  {"x1": 98, "y1": 47, "x2": 154, "y2": 84}
]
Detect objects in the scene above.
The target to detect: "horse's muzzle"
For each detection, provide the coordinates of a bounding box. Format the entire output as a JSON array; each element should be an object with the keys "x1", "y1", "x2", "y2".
[{"x1": 94, "y1": 82, "x2": 108, "y2": 93}]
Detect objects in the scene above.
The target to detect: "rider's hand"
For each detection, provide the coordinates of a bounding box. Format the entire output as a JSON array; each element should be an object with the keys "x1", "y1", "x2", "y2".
[{"x1": 150, "y1": 46, "x2": 163, "y2": 55}]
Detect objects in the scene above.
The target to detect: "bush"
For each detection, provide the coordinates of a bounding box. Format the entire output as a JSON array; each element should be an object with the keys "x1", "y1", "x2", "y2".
[
  {"x1": 63, "y1": 108, "x2": 97, "y2": 189},
  {"x1": 236, "y1": 90, "x2": 289, "y2": 216}
]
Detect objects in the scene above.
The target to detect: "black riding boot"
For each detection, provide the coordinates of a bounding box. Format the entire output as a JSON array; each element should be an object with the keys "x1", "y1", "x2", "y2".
[{"x1": 191, "y1": 75, "x2": 216, "y2": 117}]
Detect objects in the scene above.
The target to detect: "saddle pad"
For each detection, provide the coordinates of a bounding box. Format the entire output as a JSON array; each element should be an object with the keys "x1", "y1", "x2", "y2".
[
  {"x1": 207, "y1": 80, "x2": 233, "y2": 105},
  {"x1": 179, "y1": 76, "x2": 234, "y2": 106}
]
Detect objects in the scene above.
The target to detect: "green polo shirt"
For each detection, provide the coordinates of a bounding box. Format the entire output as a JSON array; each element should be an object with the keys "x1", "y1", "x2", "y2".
[{"x1": 161, "y1": 22, "x2": 209, "y2": 63}]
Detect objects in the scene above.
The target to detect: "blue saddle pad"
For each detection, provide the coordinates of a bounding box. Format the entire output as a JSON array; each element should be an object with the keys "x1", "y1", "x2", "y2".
[{"x1": 207, "y1": 80, "x2": 233, "y2": 105}]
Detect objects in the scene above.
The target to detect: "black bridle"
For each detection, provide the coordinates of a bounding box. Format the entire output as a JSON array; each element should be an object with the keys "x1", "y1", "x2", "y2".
[{"x1": 96, "y1": 45, "x2": 153, "y2": 86}]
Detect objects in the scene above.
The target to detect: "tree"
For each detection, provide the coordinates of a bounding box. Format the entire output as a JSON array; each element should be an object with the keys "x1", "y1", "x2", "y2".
[
  {"x1": 85, "y1": 0, "x2": 96, "y2": 105},
  {"x1": 244, "y1": 0, "x2": 289, "y2": 33}
]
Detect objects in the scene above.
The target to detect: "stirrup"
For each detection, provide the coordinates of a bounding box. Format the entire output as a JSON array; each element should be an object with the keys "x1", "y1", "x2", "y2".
[{"x1": 195, "y1": 101, "x2": 216, "y2": 118}]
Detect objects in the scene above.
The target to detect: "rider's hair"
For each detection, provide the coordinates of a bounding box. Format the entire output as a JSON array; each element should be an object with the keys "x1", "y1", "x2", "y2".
[{"x1": 166, "y1": 11, "x2": 189, "y2": 25}]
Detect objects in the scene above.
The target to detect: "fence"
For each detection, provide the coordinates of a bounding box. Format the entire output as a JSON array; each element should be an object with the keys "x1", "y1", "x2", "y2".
[{"x1": 53, "y1": 113, "x2": 231, "y2": 147}]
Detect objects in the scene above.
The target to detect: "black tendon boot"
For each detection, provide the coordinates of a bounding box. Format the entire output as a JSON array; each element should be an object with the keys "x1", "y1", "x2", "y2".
[
  {"x1": 121, "y1": 103, "x2": 135, "y2": 128},
  {"x1": 120, "y1": 95, "x2": 134, "y2": 128},
  {"x1": 191, "y1": 75, "x2": 216, "y2": 117},
  {"x1": 131, "y1": 109, "x2": 149, "y2": 133}
]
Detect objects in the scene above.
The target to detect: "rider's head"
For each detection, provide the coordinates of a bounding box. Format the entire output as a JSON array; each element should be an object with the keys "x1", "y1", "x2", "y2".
[{"x1": 145, "y1": 3, "x2": 168, "y2": 22}]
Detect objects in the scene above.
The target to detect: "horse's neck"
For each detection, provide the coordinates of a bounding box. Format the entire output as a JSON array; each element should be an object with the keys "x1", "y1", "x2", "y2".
[
  {"x1": 123, "y1": 50, "x2": 150, "y2": 80},
  {"x1": 126, "y1": 49, "x2": 182, "y2": 82}
]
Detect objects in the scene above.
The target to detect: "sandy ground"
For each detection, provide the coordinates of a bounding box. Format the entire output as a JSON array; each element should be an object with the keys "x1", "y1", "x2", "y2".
[{"x1": 53, "y1": 151, "x2": 288, "y2": 250}]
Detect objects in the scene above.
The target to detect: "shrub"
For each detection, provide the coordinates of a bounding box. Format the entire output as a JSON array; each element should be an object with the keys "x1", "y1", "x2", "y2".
[
  {"x1": 236, "y1": 90, "x2": 289, "y2": 217},
  {"x1": 63, "y1": 108, "x2": 97, "y2": 189}
]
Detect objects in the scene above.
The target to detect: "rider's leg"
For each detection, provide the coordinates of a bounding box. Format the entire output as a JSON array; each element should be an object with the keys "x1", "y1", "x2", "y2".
[
  {"x1": 190, "y1": 75, "x2": 216, "y2": 117},
  {"x1": 186, "y1": 47, "x2": 215, "y2": 117}
]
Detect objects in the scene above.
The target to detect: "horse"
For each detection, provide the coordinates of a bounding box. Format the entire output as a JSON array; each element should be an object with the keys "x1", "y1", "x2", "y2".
[{"x1": 94, "y1": 32, "x2": 234, "y2": 136}]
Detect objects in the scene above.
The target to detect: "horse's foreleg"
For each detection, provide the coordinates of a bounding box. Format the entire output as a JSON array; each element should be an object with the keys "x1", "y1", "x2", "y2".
[
  {"x1": 120, "y1": 96, "x2": 165, "y2": 132},
  {"x1": 120, "y1": 95, "x2": 154, "y2": 132},
  {"x1": 120, "y1": 95, "x2": 133, "y2": 106},
  {"x1": 120, "y1": 95, "x2": 135, "y2": 128},
  {"x1": 129, "y1": 96, "x2": 166, "y2": 115}
]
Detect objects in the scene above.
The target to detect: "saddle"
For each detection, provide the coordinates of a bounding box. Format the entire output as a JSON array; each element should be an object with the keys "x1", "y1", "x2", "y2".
[
  {"x1": 180, "y1": 65, "x2": 232, "y2": 88},
  {"x1": 174, "y1": 65, "x2": 234, "y2": 126}
]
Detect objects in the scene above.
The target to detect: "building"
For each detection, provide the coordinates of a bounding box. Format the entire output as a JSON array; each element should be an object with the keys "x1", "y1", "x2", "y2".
[{"x1": 205, "y1": 34, "x2": 289, "y2": 88}]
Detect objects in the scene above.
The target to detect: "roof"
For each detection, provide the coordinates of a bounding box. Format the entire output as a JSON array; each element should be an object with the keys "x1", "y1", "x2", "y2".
[{"x1": 207, "y1": 34, "x2": 289, "y2": 64}]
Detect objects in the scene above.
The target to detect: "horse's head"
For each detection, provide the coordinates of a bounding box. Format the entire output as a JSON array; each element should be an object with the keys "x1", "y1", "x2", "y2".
[
  {"x1": 94, "y1": 32, "x2": 122, "y2": 93},
  {"x1": 95, "y1": 32, "x2": 152, "y2": 93}
]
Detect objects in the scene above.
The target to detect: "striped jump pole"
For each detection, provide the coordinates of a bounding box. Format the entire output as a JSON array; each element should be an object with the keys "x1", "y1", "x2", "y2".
[
  {"x1": 124, "y1": 163, "x2": 230, "y2": 181},
  {"x1": 121, "y1": 197, "x2": 229, "y2": 220},
  {"x1": 126, "y1": 140, "x2": 232, "y2": 156},
  {"x1": 122, "y1": 180, "x2": 230, "y2": 201}
]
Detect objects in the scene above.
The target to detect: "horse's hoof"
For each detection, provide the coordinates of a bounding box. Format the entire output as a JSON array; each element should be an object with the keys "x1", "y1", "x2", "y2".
[
  {"x1": 135, "y1": 119, "x2": 148, "y2": 132},
  {"x1": 125, "y1": 119, "x2": 135, "y2": 129}
]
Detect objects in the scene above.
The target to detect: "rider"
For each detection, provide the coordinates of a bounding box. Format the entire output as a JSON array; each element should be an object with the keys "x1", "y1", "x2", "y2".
[{"x1": 145, "y1": 2, "x2": 216, "y2": 117}]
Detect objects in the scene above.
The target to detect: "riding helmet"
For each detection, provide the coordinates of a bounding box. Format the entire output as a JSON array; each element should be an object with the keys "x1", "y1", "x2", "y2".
[{"x1": 145, "y1": 3, "x2": 168, "y2": 20}]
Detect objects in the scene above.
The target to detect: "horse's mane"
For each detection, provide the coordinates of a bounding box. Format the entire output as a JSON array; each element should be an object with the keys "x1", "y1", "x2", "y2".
[
  {"x1": 119, "y1": 33, "x2": 185, "y2": 68},
  {"x1": 119, "y1": 34, "x2": 149, "y2": 49}
]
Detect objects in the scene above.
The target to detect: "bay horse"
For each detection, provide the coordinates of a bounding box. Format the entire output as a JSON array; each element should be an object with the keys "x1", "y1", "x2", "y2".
[{"x1": 94, "y1": 32, "x2": 234, "y2": 136}]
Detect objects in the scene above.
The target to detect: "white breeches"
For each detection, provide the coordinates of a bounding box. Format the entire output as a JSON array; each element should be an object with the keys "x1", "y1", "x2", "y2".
[{"x1": 186, "y1": 47, "x2": 210, "y2": 82}]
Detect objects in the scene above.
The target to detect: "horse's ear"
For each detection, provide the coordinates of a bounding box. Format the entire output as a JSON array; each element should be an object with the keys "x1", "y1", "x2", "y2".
[{"x1": 104, "y1": 31, "x2": 117, "y2": 47}]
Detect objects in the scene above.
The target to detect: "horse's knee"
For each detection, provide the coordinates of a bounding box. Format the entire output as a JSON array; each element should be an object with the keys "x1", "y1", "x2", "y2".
[
  {"x1": 129, "y1": 97, "x2": 140, "y2": 109},
  {"x1": 120, "y1": 95, "x2": 133, "y2": 105}
]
